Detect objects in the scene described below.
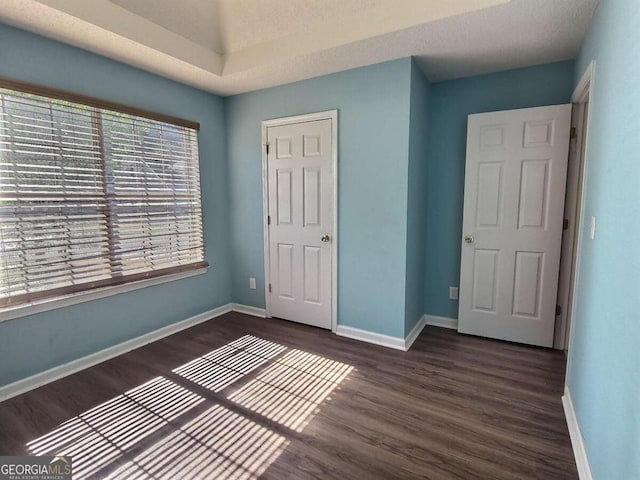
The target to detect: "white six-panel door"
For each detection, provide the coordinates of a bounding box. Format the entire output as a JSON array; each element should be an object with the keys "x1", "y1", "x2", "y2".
[
  {"x1": 266, "y1": 117, "x2": 333, "y2": 329},
  {"x1": 458, "y1": 104, "x2": 572, "y2": 347}
]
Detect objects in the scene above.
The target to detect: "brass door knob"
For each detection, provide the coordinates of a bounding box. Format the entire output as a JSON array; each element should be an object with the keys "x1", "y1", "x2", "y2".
[
  {"x1": 464, "y1": 235, "x2": 474, "y2": 244},
  {"x1": 321, "y1": 234, "x2": 331, "y2": 243}
]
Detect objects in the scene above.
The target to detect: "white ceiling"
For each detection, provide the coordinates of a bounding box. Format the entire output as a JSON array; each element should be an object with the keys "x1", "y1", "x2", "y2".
[
  {"x1": 109, "y1": 0, "x2": 225, "y2": 53},
  {"x1": 0, "y1": 0, "x2": 598, "y2": 96}
]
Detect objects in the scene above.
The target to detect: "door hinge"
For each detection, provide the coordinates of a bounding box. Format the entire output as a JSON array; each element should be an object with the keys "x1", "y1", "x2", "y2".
[
  {"x1": 265, "y1": 143, "x2": 270, "y2": 155},
  {"x1": 267, "y1": 215, "x2": 271, "y2": 225},
  {"x1": 268, "y1": 283, "x2": 272, "y2": 293},
  {"x1": 563, "y1": 218, "x2": 569, "y2": 230},
  {"x1": 556, "y1": 305, "x2": 562, "y2": 316},
  {"x1": 570, "y1": 127, "x2": 577, "y2": 139}
]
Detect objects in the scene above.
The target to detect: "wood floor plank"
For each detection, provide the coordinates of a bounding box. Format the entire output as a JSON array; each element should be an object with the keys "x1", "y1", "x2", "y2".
[{"x1": 0, "y1": 312, "x2": 577, "y2": 479}]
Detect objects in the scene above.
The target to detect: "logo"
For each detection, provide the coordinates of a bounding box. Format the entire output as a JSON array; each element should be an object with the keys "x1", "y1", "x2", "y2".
[{"x1": 0, "y1": 456, "x2": 72, "y2": 480}]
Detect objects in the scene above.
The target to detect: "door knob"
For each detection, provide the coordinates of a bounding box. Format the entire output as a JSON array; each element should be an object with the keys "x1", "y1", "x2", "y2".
[
  {"x1": 464, "y1": 235, "x2": 474, "y2": 244},
  {"x1": 321, "y1": 234, "x2": 331, "y2": 243}
]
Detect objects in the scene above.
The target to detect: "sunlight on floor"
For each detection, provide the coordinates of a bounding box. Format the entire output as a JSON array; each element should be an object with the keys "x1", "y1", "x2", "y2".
[
  {"x1": 172, "y1": 336, "x2": 286, "y2": 392},
  {"x1": 26, "y1": 335, "x2": 353, "y2": 479},
  {"x1": 229, "y1": 349, "x2": 354, "y2": 432},
  {"x1": 27, "y1": 377, "x2": 204, "y2": 478},
  {"x1": 106, "y1": 405, "x2": 289, "y2": 480}
]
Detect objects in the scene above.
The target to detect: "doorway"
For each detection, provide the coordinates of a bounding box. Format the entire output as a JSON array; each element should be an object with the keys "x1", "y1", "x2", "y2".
[{"x1": 261, "y1": 111, "x2": 338, "y2": 331}]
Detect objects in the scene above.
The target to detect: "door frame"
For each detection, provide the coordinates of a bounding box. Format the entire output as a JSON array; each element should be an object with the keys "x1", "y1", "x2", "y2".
[
  {"x1": 554, "y1": 62, "x2": 595, "y2": 350},
  {"x1": 561, "y1": 62, "x2": 595, "y2": 363},
  {"x1": 261, "y1": 110, "x2": 339, "y2": 332}
]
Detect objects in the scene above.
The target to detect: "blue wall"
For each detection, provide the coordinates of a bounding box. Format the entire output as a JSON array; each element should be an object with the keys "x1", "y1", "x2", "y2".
[
  {"x1": 423, "y1": 61, "x2": 575, "y2": 319},
  {"x1": 567, "y1": 1, "x2": 640, "y2": 479},
  {"x1": 405, "y1": 60, "x2": 431, "y2": 335},
  {"x1": 0, "y1": 23, "x2": 231, "y2": 386},
  {"x1": 2, "y1": 7, "x2": 638, "y2": 476},
  {"x1": 226, "y1": 59, "x2": 413, "y2": 338}
]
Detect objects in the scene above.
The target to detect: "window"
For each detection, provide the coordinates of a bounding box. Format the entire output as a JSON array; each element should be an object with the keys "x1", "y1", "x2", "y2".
[{"x1": 0, "y1": 80, "x2": 206, "y2": 309}]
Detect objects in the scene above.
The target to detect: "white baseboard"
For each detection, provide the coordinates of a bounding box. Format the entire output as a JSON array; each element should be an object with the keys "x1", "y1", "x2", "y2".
[
  {"x1": 0, "y1": 303, "x2": 233, "y2": 403},
  {"x1": 336, "y1": 317, "x2": 427, "y2": 352},
  {"x1": 424, "y1": 314, "x2": 458, "y2": 330},
  {"x1": 0, "y1": 304, "x2": 436, "y2": 402},
  {"x1": 405, "y1": 315, "x2": 428, "y2": 350},
  {"x1": 336, "y1": 325, "x2": 406, "y2": 351},
  {"x1": 231, "y1": 303, "x2": 266, "y2": 318},
  {"x1": 562, "y1": 386, "x2": 593, "y2": 480}
]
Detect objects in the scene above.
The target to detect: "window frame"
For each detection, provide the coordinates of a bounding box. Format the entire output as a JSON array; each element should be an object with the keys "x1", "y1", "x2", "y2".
[
  {"x1": 0, "y1": 77, "x2": 208, "y2": 319},
  {"x1": 0, "y1": 266, "x2": 207, "y2": 323}
]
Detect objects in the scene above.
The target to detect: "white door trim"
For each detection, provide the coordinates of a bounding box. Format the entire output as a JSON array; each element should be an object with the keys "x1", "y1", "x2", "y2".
[
  {"x1": 261, "y1": 110, "x2": 339, "y2": 332},
  {"x1": 565, "y1": 62, "x2": 595, "y2": 376},
  {"x1": 572, "y1": 61, "x2": 595, "y2": 104},
  {"x1": 554, "y1": 61, "x2": 596, "y2": 350}
]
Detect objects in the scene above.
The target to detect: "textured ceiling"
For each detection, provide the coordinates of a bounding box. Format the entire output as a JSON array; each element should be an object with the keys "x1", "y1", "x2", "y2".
[
  {"x1": 0, "y1": 0, "x2": 598, "y2": 96},
  {"x1": 108, "y1": 0, "x2": 224, "y2": 53},
  {"x1": 219, "y1": 0, "x2": 379, "y2": 53},
  {"x1": 108, "y1": 0, "x2": 382, "y2": 54}
]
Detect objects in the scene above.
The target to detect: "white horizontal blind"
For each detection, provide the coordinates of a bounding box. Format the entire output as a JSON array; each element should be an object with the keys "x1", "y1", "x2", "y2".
[{"x1": 0, "y1": 87, "x2": 206, "y2": 308}]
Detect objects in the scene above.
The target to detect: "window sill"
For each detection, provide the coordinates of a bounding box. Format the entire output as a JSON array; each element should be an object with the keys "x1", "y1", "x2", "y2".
[{"x1": 0, "y1": 267, "x2": 208, "y2": 324}]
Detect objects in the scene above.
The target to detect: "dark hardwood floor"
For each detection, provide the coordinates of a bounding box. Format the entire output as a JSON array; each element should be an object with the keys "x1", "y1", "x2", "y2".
[{"x1": 0, "y1": 312, "x2": 577, "y2": 479}]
